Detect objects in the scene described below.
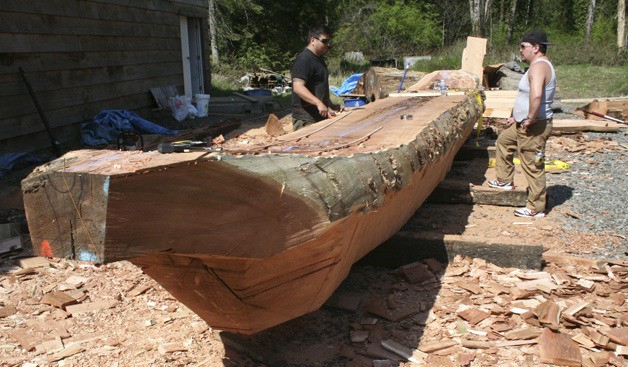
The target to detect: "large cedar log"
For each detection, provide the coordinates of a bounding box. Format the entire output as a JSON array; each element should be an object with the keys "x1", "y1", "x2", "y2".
[{"x1": 22, "y1": 93, "x2": 483, "y2": 333}]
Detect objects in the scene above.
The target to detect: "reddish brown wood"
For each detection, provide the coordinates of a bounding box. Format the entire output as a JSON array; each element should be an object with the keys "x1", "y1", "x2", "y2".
[{"x1": 22, "y1": 94, "x2": 483, "y2": 334}]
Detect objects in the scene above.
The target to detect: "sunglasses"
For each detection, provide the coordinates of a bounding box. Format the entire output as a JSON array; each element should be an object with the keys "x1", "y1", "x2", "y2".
[
  {"x1": 519, "y1": 43, "x2": 533, "y2": 49},
  {"x1": 316, "y1": 37, "x2": 331, "y2": 45}
]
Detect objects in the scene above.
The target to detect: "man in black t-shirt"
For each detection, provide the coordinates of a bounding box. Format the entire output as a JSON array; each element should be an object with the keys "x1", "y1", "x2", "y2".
[{"x1": 291, "y1": 25, "x2": 341, "y2": 130}]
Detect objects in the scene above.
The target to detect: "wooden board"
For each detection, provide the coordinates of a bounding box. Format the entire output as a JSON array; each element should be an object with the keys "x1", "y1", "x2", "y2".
[
  {"x1": 461, "y1": 36, "x2": 487, "y2": 87},
  {"x1": 22, "y1": 94, "x2": 483, "y2": 334},
  {"x1": 552, "y1": 119, "x2": 626, "y2": 133}
]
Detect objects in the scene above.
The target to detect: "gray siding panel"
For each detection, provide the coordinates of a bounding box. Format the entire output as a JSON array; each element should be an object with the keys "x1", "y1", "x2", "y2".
[{"x1": 0, "y1": 0, "x2": 209, "y2": 153}]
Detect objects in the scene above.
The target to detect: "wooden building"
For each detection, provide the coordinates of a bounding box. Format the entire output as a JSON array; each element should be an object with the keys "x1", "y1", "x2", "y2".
[{"x1": 0, "y1": 0, "x2": 211, "y2": 154}]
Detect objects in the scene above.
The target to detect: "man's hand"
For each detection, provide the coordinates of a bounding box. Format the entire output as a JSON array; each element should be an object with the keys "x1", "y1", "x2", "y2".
[
  {"x1": 506, "y1": 116, "x2": 516, "y2": 127},
  {"x1": 316, "y1": 101, "x2": 330, "y2": 118}
]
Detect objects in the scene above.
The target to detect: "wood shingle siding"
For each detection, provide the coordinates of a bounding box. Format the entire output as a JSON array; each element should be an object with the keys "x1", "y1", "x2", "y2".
[{"x1": 0, "y1": 0, "x2": 210, "y2": 153}]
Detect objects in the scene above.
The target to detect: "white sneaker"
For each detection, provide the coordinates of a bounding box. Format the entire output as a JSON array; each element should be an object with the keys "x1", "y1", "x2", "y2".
[
  {"x1": 488, "y1": 180, "x2": 515, "y2": 190},
  {"x1": 514, "y1": 207, "x2": 545, "y2": 218}
]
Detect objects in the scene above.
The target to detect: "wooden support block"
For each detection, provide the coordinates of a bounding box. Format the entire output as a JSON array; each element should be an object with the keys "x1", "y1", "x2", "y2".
[{"x1": 539, "y1": 328, "x2": 582, "y2": 367}]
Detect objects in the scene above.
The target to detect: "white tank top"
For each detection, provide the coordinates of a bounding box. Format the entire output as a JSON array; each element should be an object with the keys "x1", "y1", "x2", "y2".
[{"x1": 512, "y1": 58, "x2": 556, "y2": 122}]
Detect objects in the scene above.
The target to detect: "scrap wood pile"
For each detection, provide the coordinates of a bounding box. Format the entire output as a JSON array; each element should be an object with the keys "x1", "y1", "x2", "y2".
[
  {"x1": 1, "y1": 253, "x2": 626, "y2": 366},
  {"x1": 335, "y1": 255, "x2": 628, "y2": 367}
]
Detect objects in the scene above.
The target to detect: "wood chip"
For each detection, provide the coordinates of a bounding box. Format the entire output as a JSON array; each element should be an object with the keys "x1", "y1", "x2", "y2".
[
  {"x1": 577, "y1": 278, "x2": 596, "y2": 291},
  {"x1": 572, "y1": 333, "x2": 596, "y2": 349},
  {"x1": 504, "y1": 327, "x2": 542, "y2": 340},
  {"x1": 398, "y1": 262, "x2": 434, "y2": 284},
  {"x1": 158, "y1": 342, "x2": 188, "y2": 355},
  {"x1": 0, "y1": 305, "x2": 17, "y2": 318},
  {"x1": 461, "y1": 339, "x2": 491, "y2": 349},
  {"x1": 538, "y1": 328, "x2": 582, "y2": 367},
  {"x1": 40, "y1": 291, "x2": 78, "y2": 309},
  {"x1": 455, "y1": 281, "x2": 482, "y2": 295},
  {"x1": 381, "y1": 339, "x2": 425, "y2": 363},
  {"x1": 418, "y1": 340, "x2": 458, "y2": 353},
  {"x1": 350, "y1": 330, "x2": 370, "y2": 343},
  {"x1": 127, "y1": 284, "x2": 152, "y2": 297},
  {"x1": 458, "y1": 308, "x2": 490, "y2": 325},
  {"x1": 46, "y1": 343, "x2": 84, "y2": 362},
  {"x1": 424, "y1": 258, "x2": 442, "y2": 272},
  {"x1": 536, "y1": 300, "x2": 561, "y2": 326},
  {"x1": 64, "y1": 299, "x2": 118, "y2": 315},
  {"x1": 606, "y1": 327, "x2": 628, "y2": 346}
]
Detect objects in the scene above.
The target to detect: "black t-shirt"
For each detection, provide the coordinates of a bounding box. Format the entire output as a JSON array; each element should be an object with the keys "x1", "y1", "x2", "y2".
[{"x1": 291, "y1": 48, "x2": 330, "y2": 123}]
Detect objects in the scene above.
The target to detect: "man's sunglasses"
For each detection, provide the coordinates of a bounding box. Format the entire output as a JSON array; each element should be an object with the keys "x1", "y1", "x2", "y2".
[{"x1": 316, "y1": 37, "x2": 331, "y2": 45}]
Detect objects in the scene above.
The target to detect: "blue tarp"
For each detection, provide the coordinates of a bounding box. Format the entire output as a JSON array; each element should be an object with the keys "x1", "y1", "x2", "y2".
[
  {"x1": 81, "y1": 110, "x2": 179, "y2": 146},
  {"x1": 0, "y1": 152, "x2": 45, "y2": 178},
  {"x1": 330, "y1": 73, "x2": 363, "y2": 97}
]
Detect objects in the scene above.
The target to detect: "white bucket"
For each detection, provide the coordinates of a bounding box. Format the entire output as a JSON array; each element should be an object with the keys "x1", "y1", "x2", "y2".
[{"x1": 195, "y1": 94, "x2": 210, "y2": 117}]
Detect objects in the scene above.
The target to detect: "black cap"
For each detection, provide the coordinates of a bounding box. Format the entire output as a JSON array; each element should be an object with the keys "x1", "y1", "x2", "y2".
[{"x1": 521, "y1": 30, "x2": 551, "y2": 45}]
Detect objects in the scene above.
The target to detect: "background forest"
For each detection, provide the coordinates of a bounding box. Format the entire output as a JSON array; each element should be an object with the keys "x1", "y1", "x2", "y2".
[{"x1": 208, "y1": 0, "x2": 627, "y2": 96}]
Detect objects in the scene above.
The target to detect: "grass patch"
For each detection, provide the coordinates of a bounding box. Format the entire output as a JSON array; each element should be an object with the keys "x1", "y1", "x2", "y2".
[{"x1": 555, "y1": 65, "x2": 628, "y2": 99}]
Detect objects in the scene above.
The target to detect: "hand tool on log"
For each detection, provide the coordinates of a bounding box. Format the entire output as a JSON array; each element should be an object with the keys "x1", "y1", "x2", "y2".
[
  {"x1": 577, "y1": 108, "x2": 626, "y2": 124},
  {"x1": 18, "y1": 67, "x2": 62, "y2": 156},
  {"x1": 397, "y1": 63, "x2": 410, "y2": 93},
  {"x1": 157, "y1": 141, "x2": 222, "y2": 154}
]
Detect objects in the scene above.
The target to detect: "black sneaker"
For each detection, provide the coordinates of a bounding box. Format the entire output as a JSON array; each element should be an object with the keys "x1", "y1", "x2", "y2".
[{"x1": 487, "y1": 180, "x2": 515, "y2": 190}]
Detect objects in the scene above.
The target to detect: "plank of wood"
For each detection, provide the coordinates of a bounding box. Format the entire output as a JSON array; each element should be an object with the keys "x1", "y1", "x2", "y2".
[
  {"x1": 538, "y1": 328, "x2": 582, "y2": 366},
  {"x1": 150, "y1": 86, "x2": 179, "y2": 109},
  {"x1": 461, "y1": 36, "x2": 487, "y2": 86},
  {"x1": 552, "y1": 119, "x2": 625, "y2": 133}
]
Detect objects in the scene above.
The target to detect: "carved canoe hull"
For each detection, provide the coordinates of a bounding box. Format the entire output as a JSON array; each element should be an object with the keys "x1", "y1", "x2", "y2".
[{"x1": 22, "y1": 94, "x2": 483, "y2": 333}]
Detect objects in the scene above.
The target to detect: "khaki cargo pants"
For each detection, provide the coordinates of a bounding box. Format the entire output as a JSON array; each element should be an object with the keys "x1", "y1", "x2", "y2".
[{"x1": 494, "y1": 119, "x2": 553, "y2": 212}]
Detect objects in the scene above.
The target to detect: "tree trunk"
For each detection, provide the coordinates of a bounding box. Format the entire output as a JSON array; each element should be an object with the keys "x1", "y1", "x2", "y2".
[
  {"x1": 526, "y1": 0, "x2": 535, "y2": 28},
  {"x1": 585, "y1": 0, "x2": 596, "y2": 42},
  {"x1": 499, "y1": 0, "x2": 506, "y2": 24},
  {"x1": 208, "y1": 0, "x2": 219, "y2": 66},
  {"x1": 618, "y1": 0, "x2": 626, "y2": 51},
  {"x1": 470, "y1": 0, "x2": 482, "y2": 36},
  {"x1": 507, "y1": 0, "x2": 518, "y2": 43}
]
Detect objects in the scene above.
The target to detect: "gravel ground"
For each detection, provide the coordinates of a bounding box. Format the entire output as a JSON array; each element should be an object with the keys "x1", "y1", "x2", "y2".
[
  {"x1": 545, "y1": 105, "x2": 627, "y2": 261},
  {"x1": 547, "y1": 131, "x2": 627, "y2": 259}
]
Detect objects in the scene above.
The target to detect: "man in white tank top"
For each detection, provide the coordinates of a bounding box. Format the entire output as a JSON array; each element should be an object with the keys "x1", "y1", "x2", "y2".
[{"x1": 488, "y1": 30, "x2": 557, "y2": 218}]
